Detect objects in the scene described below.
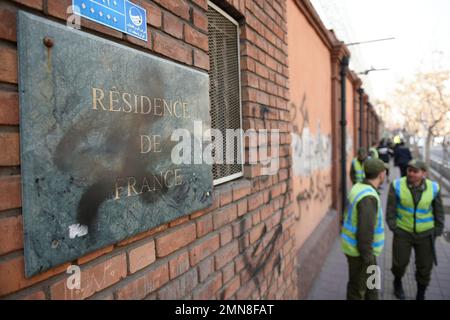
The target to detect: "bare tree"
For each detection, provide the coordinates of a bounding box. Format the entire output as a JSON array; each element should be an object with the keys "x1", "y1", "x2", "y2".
[{"x1": 376, "y1": 71, "x2": 450, "y2": 165}]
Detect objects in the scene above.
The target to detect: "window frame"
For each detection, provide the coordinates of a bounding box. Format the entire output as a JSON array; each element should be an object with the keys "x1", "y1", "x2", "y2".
[{"x1": 208, "y1": 1, "x2": 245, "y2": 186}]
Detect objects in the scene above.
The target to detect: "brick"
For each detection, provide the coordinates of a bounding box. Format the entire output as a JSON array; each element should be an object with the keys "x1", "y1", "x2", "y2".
[
  {"x1": 50, "y1": 254, "x2": 126, "y2": 300},
  {"x1": 12, "y1": 0, "x2": 43, "y2": 10},
  {"x1": 169, "y1": 250, "x2": 190, "y2": 279},
  {"x1": 235, "y1": 279, "x2": 256, "y2": 300},
  {"x1": 115, "y1": 262, "x2": 169, "y2": 300},
  {"x1": 233, "y1": 183, "x2": 252, "y2": 201},
  {"x1": 197, "y1": 256, "x2": 214, "y2": 282},
  {"x1": 0, "y1": 91, "x2": 19, "y2": 125},
  {"x1": 271, "y1": 183, "x2": 284, "y2": 198},
  {"x1": 0, "y1": 255, "x2": 69, "y2": 297},
  {"x1": 117, "y1": 224, "x2": 168, "y2": 247},
  {"x1": 219, "y1": 186, "x2": 233, "y2": 207},
  {"x1": 0, "y1": 4, "x2": 17, "y2": 42},
  {"x1": 192, "y1": 272, "x2": 222, "y2": 300},
  {"x1": 0, "y1": 175, "x2": 21, "y2": 212},
  {"x1": 234, "y1": 255, "x2": 246, "y2": 273},
  {"x1": 215, "y1": 241, "x2": 239, "y2": 270},
  {"x1": 194, "y1": 49, "x2": 209, "y2": 70},
  {"x1": 232, "y1": 216, "x2": 252, "y2": 238},
  {"x1": 260, "y1": 203, "x2": 274, "y2": 221},
  {"x1": 0, "y1": 215, "x2": 23, "y2": 255},
  {"x1": 221, "y1": 261, "x2": 235, "y2": 284},
  {"x1": 140, "y1": 2, "x2": 162, "y2": 28},
  {"x1": 219, "y1": 275, "x2": 240, "y2": 299},
  {"x1": 248, "y1": 193, "x2": 264, "y2": 211},
  {"x1": 157, "y1": 268, "x2": 198, "y2": 299},
  {"x1": 153, "y1": 31, "x2": 192, "y2": 65},
  {"x1": 249, "y1": 223, "x2": 266, "y2": 244},
  {"x1": 46, "y1": 0, "x2": 70, "y2": 20},
  {"x1": 265, "y1": 210, "x2": 282, "y2": 231},
  {"x1": 155, "y1": 222, "x2": 196, "y2": 257},
  {"x1": 0, "y1": 47, "x2": 17, "y2": 84},
  {"x1": 237, "y1": 233, "x2": 250, "y2": 253},
  {"x1": 0, "y1": 132, "x2": 20, "y2": 166},
  {"x1": 237, "y1": 199, "x2": 248, "y2": 217},
  {"x1": 251, "y1": 210, "x2": 261, "y2": 225},
  {"x1": 192, "y1": 9, "x2": 207, "y2": 32},
  {"x1": 128, "y1": 240, "x2": 156, "y2": 273},
  {"x1": 154, "y1": 0, "x2": 190, "y2": 20},
  {"x1": 163, "y1": 12, "x2": 183, "y2": 39},
  {"x1": 219, "y1": 226, "x2": 233, "y2": 246},
  {"x1": 195, "y1": 214, "x2": 212, "y2": 238},
  {"x1": 184, "y1": 24, "x2": 208, "y2": 51},
  {"x1": 189, "y1": 234, "x2": 220, "y2": 266},
  {"x1": 212, "y1": 204, "x2": 237, "y2": 230}
]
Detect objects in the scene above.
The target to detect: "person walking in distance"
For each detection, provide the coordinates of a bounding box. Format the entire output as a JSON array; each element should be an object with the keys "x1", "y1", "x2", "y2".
[
  {"x1": 394, "y1": 140, "x2": 412, "y2": 177},
  {"x1": 350, "y1": 148, "x2": 368, "y2": 184},
  {"x1": 386, "y1": 159, "x2": 445, "y2": 300}
]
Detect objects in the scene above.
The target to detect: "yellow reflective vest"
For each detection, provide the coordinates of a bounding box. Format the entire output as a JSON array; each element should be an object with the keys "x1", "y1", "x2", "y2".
[
  {"x1": 341, "y1": 183, "x2": 385, "y2": 257},
  {"x1": 352, "y1": 158, "x2": 365, "y2": 183},
  {"x1": 393, "y1": 177, "x2": 439, "y2": 233}
]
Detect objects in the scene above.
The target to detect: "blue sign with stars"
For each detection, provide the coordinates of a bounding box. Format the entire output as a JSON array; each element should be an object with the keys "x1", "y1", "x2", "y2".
[{"x1": 72, "y1": 0, "x2": 147, "y2": 41}]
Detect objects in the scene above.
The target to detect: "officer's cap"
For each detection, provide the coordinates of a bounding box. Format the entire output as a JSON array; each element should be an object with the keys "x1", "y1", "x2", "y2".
[
  {"x1": 364, "y1": 158, "x2": 389, "y2": 176},
  {"x1": 407, "y1": 159, "x2": 428, "y2": 171}
]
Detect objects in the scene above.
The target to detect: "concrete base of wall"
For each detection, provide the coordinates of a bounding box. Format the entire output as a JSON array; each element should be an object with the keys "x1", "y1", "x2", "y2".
[{"x1": 295, "y1": 209, "x2": 341, "y2": 299}]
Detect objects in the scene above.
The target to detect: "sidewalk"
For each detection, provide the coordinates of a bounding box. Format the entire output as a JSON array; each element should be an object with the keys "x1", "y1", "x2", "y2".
[{"x1": 307, "y1": 165, "x2": 450, "y2": 300}]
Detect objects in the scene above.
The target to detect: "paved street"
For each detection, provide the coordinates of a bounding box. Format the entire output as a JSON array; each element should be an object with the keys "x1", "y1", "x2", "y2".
[{"x1": 307, "y1": 165, "x2": 450, "y2": 300}]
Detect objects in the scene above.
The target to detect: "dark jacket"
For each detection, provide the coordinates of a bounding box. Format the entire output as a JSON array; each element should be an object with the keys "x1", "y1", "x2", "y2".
[
  {"x1": 394, "y1": 145, "x2": 412, "y2": 166},
  {"x1": 378, "y1": 145, "x2": 393, "y2": 163},
  {"x1": 386, "y1": 178, "x2": 445, "y2": 238}
]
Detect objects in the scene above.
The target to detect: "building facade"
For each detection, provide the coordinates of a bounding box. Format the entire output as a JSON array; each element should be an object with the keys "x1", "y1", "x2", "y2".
[{"x1": 0, "y1": 0, "x2": 379, "y2": 299}]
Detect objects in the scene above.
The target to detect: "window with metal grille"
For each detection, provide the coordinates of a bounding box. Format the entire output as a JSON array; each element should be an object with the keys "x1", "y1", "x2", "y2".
[{"x1": 207, "y1": 2, "x2": 243, "y2": 185}]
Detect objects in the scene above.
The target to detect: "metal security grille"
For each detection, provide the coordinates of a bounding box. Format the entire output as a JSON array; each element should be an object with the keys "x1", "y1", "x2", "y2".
[{"x1": 207, "y1": 3, "x2": 243, "y2": 185}]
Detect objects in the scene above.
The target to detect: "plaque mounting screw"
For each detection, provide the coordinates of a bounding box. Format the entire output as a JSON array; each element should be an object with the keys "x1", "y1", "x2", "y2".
[
  {"x1": 43, "y1": 37, "x2": 54, "y2": 48},
  {"x1": 51, "y1": 239, "x2": 60, "y2": 249}
]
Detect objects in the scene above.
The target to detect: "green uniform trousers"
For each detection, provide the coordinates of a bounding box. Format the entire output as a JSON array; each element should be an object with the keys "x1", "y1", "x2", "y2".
[
  {"x1": 346, "y1": 255, "x2": 379, "y2": 300},
  {"x1": 391, "y1": 230, "x2": 434, "y2": 286}
]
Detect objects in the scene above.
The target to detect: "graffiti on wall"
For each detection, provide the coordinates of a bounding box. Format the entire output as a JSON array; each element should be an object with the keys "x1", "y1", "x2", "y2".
[
  {"x1": 290, "y1": 94, "x2": 332, "y2": 177},
  {"x1": 290, "y1": 94, "x2": 332, "y2": 224}
]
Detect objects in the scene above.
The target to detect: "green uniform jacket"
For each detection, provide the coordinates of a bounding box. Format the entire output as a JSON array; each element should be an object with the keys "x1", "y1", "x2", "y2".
[
  {"x1": 386, "y1": 178, "x2": 445, "y2": 237},
  {"x1": 354, "y1": 180, "x2": 380, "y2": 264}
]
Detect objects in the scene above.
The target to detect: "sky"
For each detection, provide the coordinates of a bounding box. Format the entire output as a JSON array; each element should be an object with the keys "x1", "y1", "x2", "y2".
[{"x1": 310, "y1": 0, "x2": 450, "y2": 101}]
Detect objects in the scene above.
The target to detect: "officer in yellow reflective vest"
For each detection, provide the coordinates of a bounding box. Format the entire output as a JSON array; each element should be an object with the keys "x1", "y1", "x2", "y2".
[
  {"x1": 369, "y1": 142, "x2": 379, "y2": 159},
  {"x1": 341, "y1": 158, "x2": 388, "y2": 300},
  {"x1": 386, "y1": 159, "x2": 445, "y2": 300},
  {"x1": 350, "y1": 147, "x2": 368, "y2": 184}
]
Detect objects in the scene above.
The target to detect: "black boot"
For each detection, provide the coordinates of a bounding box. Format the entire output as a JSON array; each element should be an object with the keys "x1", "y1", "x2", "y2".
[
  {"x1": 416, "y1": 283, "x2": 427, "y2": 300},
  {"x1": 394, "y1": 278, "x2": 405, "y2": 300}
]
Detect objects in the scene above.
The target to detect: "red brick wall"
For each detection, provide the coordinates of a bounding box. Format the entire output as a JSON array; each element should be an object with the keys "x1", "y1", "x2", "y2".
[{"x1": 0, "y1": 0, "x2": 296, "y2": 299}]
